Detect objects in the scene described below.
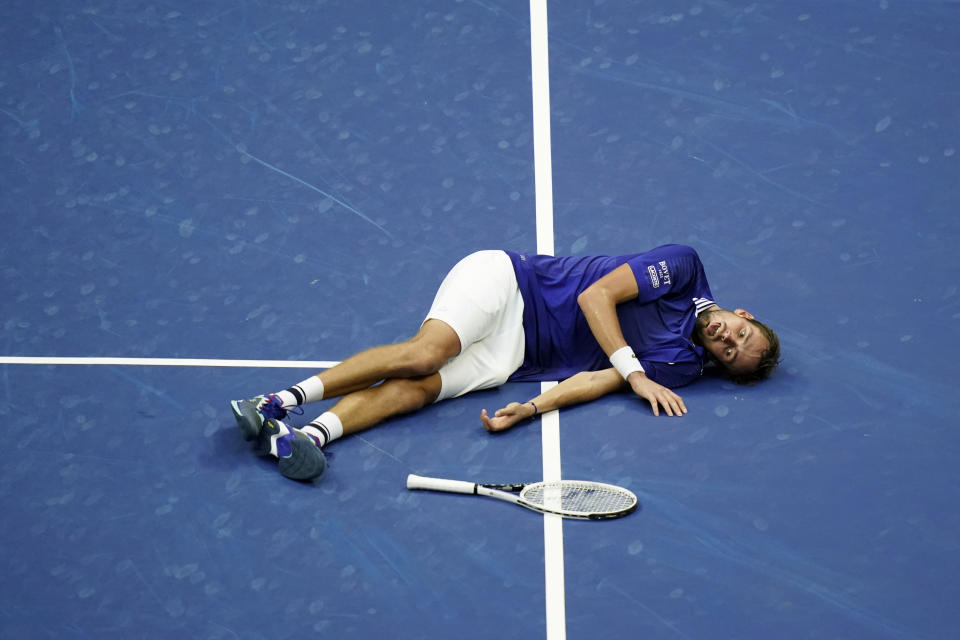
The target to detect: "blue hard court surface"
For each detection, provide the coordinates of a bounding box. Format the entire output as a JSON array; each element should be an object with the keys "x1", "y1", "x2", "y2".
[{"x1": 1, "y1": 1, "x2": 958, "y2": 638}]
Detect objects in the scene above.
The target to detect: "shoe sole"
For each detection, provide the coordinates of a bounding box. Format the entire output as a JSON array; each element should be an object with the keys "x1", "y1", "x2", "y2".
[
  {"x1": 230, "y1": 400, "x2": 262, "y2": 441},
  {"x1": 278, "y1": 433, "x2": 328, "y2": 481}
]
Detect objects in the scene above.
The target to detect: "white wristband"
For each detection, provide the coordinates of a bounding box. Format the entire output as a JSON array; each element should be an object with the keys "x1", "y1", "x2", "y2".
[{"x1": 610, "y1": 346, "x2": 644, "y2": 380}]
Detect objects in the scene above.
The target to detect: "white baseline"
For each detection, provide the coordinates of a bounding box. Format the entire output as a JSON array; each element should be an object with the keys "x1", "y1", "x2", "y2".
[{"x1": 0, "y1": 356, "x2": 340, "y2": 369}]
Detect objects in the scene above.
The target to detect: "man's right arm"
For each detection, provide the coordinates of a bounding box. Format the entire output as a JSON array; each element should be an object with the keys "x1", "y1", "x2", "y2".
[
  {"x1": 576, "y1": 263, "x2": 688, "y2": 417},
  {"x1": 576, "y1": 262, "x2": 639, "y2": 356}
]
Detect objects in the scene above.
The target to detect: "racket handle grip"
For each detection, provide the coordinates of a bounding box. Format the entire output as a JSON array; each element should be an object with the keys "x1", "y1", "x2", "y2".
[{"x1": 406, "y1": 474, "x2": 477, "y2": 494}]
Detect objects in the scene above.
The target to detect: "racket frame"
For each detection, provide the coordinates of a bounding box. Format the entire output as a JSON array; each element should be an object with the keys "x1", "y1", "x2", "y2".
[{"x1": 406, "y1": 474, "x2": 637, "y2": 520}]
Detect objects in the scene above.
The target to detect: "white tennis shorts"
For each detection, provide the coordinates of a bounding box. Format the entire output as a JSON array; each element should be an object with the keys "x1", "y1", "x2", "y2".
[{"x1": 425, "y1": 250, "x2": 526, "y2": 402}]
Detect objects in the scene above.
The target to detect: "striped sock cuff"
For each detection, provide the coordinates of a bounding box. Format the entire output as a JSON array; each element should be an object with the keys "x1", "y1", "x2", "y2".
[
  {"x1": 286, "y1": 385, "x2": 306, "y2": 405},
  {"x1": 294, "y1": 376, "x2": 325, "y2": 403},
  {"x1": 304, "y1": 423, "x2": 330, "y2": 447},
  {"x1": 303, "y1": 411, "x2": 343, "y2": 447}
]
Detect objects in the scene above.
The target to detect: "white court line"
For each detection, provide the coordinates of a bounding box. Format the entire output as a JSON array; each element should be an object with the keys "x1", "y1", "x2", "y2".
[
  {"x1": 529, "y1": 1, "x2": 566, "y2": 639},
  {"x1": 0, "y1": 356, "x2": 339, "y2": 369},
  {"x1": 539, "y1": 384, "x2": 566, "y2": 640},
  {"x1": 531, "y1": 0, "x2": 555, "y2": 259}
]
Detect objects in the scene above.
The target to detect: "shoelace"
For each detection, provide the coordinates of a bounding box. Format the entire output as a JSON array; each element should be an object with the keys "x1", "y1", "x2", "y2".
[{"x1": 260, "y1": 395, "x2": 304, "y2": 421}]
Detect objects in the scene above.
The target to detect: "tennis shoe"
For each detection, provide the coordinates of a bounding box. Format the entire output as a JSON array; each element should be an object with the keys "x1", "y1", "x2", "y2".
[
  {"x1": 258, "y1": 418, "x2": 328, "y2": 481},
  {"x1": 230, "y1": 394, "x2": 290, "y2": 441}
]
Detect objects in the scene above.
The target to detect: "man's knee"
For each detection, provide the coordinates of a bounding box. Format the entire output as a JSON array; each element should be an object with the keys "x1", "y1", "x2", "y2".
[
  {"x1": 384, "y1": 376, "x2": 441, "y2": 413},
  {"x1": 399, "y1": 322, "x2": 460, "y2": 376},
  {"x1": 407, "y1": 346, "x2": 454, "y2": 376}
]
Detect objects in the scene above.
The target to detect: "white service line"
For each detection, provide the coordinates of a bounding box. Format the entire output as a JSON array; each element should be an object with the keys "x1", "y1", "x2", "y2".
[
  {"x1": 0, "y1": 356, "x2": 340, "y2": 369},
  {"x1": 529, "y1": 1, "x2": 566, "y2": 639},
  {"x1": 540, "y1": 383, "x2": 567, "y2": 640},
  {"x1": 531, "y1": 0, "x2": 555, "y2": 260}
]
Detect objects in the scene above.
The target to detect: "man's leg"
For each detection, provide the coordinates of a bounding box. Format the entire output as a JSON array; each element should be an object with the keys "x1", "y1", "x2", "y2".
[
  {"x1": 229, "y1": 320, "x2": 459, "y2": 474},
  {"x1": 229, "y1": 250, "x2": 512, "y2": 481},
  {"x1": 316, "y1": 319, "x2": 460, "y2": 400},
  {"x1": 268, "y1": 251, "x2": 505, "y2": 409},
  {"x1": 305, "y1": 373, "x2": 444, "y2": 444},
  {"x1": 235, "y1": 318, "x2": 459, "y2": 424}
]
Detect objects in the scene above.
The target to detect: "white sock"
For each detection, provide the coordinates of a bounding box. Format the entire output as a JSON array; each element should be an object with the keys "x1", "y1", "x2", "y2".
[
  {"x1": 274, "y1": 390, "x2": 299, "y2": 408},
  {"x1": 275, "y1": 376, "x2": 325, "y2": 408},
  {"x1": 301, "y1": 412, "x2": 343, "y2": 448}
]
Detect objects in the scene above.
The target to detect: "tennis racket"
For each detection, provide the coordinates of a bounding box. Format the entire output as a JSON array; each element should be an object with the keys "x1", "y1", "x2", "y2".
[{"x1": 406, "y1": 474, "x2": 638, "y2": 520}]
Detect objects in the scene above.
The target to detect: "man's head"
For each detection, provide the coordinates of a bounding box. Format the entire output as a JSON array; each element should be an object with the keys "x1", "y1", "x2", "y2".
[{"x1": 693, "y1": 307, "x2": 780, "y2": 384}]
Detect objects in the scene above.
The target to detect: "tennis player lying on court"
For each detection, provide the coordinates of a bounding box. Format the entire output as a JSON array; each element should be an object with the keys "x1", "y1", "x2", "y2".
[{"x1": 230, "y1": 244, "x2": 780, "y2": 481}]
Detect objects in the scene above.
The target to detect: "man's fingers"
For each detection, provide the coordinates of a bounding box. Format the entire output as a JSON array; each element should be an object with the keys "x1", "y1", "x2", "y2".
[
  {"x1": 662, "y1": 397, "x2": 675, "y2": 417},
  {"x1": 673, "y1": 393, "x2": 687, "y2": 416},
  {"x1": 666, "y1": 395, "x2": 680, "y2": 417},
  {"x1": 634, "y1": 381, "x2": 687, "y2": 418},
  {"x1": 483, "y1": 416, "x2": 504, "y2": 433},
  {"x1": 482, "y1": 409, "x2": 503, "y2": 431},
  {"x1": 660, "y1": 391, "x2": 685, "y2": 417},
  {"x1": 652, "y1": 392, "x2": 685, "y2": 418}
]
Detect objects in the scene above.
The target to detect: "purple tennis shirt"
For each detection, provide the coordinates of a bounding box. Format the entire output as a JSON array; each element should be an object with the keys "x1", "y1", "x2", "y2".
[{"x1": 504, "y1": 244, "x2": 715, "y2": 388}]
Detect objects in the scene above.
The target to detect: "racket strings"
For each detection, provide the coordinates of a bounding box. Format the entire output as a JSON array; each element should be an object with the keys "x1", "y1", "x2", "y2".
[{"x1": 522, "y1": 481, "x2": 636, "y2": 515}]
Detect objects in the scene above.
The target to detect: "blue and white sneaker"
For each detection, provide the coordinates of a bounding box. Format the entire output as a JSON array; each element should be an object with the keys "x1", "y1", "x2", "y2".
[
  {"x1": 230, "y1": 394, "x2": 290, "y2": 441},
  {"x1": 258, "y1": 418, "x2": 327, "y2": 481},
  {"x1": 230, "y1": 395, "x2": 324, "y2": 480}
]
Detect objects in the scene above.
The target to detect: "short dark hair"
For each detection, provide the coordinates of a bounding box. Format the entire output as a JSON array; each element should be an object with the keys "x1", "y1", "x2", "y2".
[{"x1": 725, "y1": 318, "x2": 780, "y2": 385}]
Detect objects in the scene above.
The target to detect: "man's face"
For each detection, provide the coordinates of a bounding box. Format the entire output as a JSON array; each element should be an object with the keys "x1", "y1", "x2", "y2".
[{"x1": 693, "y1": 308, "x2": 769, "y2": 375}]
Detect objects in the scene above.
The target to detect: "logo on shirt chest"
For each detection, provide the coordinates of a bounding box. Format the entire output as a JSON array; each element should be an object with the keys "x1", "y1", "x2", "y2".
[{"x1": 647, "y1": 261, "x2": 672, "y2": 289}]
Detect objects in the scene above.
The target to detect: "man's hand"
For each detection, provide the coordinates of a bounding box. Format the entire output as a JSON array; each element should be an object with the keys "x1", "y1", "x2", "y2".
[
  {"x1": 481, "y1": 402, "x2": 536, "y2": 433},
  {"x1": 626, "y1": 371, "x2": 687, "y2": 417}
]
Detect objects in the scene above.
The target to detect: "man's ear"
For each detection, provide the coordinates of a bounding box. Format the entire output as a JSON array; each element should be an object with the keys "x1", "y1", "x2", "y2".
[{"x1": 734, "y1": 308, "x2": 755, "y2": 320}]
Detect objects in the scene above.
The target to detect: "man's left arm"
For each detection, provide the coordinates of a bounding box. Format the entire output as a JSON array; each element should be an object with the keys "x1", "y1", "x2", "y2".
[
  {"x1": 576, "y1": 264, "x2": 687, "y2": 417},
  {"x1": 481, "y1": 368, "x2": 627, "y2": 433}
]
